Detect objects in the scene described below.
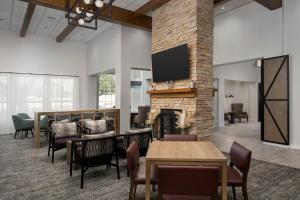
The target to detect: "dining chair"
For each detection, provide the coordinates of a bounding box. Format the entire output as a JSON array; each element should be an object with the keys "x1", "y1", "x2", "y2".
[
  {"x1": 126, "y1": 141, "x2": 157, "y2": 200},
  {"x1": 223, "y1": 142, "x2": 252, "y2": 200},
  {"x1": 157, "y1": 165, "x2": 219, "y2": 200},
  {"x1": 160, "y1": 134, "x2": 197, "y2": 141}
]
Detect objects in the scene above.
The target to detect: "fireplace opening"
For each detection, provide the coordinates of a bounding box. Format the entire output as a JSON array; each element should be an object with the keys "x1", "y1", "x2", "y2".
[{"x1": 160, "y1": 109, "x2": 182, "y2": 138}]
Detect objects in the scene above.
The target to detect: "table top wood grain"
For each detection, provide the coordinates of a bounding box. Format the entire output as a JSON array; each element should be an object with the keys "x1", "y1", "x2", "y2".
[{"x1": 146, "y1": 140, "x2": 227, "y2": 162}]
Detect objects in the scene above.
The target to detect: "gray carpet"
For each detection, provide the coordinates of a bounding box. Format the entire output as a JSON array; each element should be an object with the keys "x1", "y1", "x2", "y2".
[{"x1": 0, "y1": 134, "x2": 300, "y2": 200}]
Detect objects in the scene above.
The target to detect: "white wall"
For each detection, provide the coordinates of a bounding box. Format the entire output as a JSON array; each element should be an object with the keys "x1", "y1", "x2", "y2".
[
  {"x1": 0, "y1": 30, "x2": 88, "y2": 108},
  {"x1": 214, "y1": 2, "x2": 283, "y2": 65},
  {"x1": 87, "y1": 25, "x2": 121, "y2": 75},
  {"x1": 284, "y1": 0, "x2": 300, "y2": 149},
  {"x1": 86, "y1": 25, "x2": 152, "y2": 132},
  {"x1": 214, "y1": 0, "x2": 300, "y2": 148}
]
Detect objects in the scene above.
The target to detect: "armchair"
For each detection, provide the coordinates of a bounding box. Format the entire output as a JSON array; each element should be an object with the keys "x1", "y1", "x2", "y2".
[
  {"x1": 48, "y1": 121, "x2": 81, "y2": 163},
  {"x1": 231, "y1": 103, "x2": 249, "y2": 123},
  {"x1": 133, "y1": 106, "x2": 151, "y2": 128},
  {"x1": 12, "y1": 113, "x2": 34, "y2": 138},
  {"x1": 69, "y1": 133, "x2": 120, "y2": 189}
]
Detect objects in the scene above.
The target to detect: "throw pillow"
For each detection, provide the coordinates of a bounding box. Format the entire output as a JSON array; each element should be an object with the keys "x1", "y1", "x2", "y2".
[
  {"x1": 51, "y1": 122, "x2": 77, "y2": 138},
  {"x1": 85, "y1": 120, "x2": 107, "y2": 134}
]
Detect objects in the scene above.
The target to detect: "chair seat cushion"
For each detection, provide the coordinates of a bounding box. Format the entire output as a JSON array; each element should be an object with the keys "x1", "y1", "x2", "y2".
[
  {"x1": 54, "y1": 136, "x2": 79, "y2": 148},
  {"x1": 163, "y1": 195, "x2": 212, "y2": 200},
  {"x1": 134, "y1": 158, "x2": 157, "y2": 185}
]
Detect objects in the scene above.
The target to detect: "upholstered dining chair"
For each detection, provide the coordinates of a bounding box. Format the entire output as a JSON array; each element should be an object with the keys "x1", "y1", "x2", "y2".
[
  {"x1": 157, "y1": 166, "x2": 219, "y2": 200},
  {"x1": 48, "y1": 115, "x2": 81, "y2": 163},
  {"x1": 160, "y1": 134, "x2": 197, "y2": 141},
  {"x1": 221, "y1": 142, "x2": 252, "y2": 200},
  {"x1": 126, "y1": 142, "x2": 157, "y2": 200}
]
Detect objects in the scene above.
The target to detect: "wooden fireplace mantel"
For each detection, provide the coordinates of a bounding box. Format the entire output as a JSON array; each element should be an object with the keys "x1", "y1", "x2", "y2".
[{"x1": 147, "y1": 88, "x2": 197, "y2": 98}]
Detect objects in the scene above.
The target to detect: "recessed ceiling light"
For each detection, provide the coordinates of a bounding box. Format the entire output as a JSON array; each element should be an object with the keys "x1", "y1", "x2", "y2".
[{"x1": 221, "y1": 7, "x2": 225, "y2": 10}]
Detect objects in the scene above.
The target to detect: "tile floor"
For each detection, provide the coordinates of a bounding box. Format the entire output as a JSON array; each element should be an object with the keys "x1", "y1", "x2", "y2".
[{"x1": 212, "y1": 122, "x2": 300, "y2": 169}]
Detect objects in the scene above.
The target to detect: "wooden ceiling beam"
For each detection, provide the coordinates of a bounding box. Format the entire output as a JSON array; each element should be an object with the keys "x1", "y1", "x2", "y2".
[
  {"x1": 20, "y1": 2, "x2": 36, "y2": 37},
  {"x1": 56, "y1": 24, "x2": 76, "y2": 43},
  {"x1": 23, "y1": 0, "x2": 152, "y2": 30},
  {"x1": 135, "y1": 0, "x2": 170, "y2": 16},
  {"x1": 254, "y1": 0, "x2": 282, "y2": 10}
]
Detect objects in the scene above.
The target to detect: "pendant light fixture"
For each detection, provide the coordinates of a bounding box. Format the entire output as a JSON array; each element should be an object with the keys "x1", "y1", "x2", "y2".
[{"x1": 66, "y1": 0, "x2": 115, "y2": 30}]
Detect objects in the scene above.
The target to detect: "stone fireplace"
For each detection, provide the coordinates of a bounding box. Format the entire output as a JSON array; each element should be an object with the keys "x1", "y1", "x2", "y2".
[{"x1": 150, "y1": 0, "x2": 214, "y2": 135}]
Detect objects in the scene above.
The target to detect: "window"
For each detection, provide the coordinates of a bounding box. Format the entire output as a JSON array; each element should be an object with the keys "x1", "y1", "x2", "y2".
[
  {"x1": 98, "y1": 73, "x2": 115, "y2": 109},
  {"x1": 0, "y1": 73, "x2": 79, "y2": 134},
  {"x1": 130, "y1": 69, "x2": 152, "y2": 112},
  {"x1": 50, "y1": 77, "x2": 77, "y2": 111},
  {"x1": 15, "y1": 75, "x2": 44, "y2": 117}
]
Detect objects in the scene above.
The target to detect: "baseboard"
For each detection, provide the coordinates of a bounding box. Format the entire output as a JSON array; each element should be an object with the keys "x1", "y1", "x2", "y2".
[
  {"x1": 263, "y1": 142, "x2": 300, "y2": 150},
  {"x1": 262, "y1": 142, "x2": 290, "y2": 149},
  {"x1": 289, "y1": 145, "x2": 300, "y2": 150}
]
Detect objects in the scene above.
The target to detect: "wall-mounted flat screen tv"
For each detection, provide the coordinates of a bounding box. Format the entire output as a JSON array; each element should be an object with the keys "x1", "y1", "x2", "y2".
[{"x1": 152, "y1": 44, "x2": 190, "y2": 82}]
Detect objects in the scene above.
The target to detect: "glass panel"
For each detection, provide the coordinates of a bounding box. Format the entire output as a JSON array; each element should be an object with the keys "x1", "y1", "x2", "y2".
[
  {"x1": 98, "y1": 73, "x2": 116, "y2": 109},
  {"x1": 130, "y1": 69, "x2": 152, "y2": 112}
]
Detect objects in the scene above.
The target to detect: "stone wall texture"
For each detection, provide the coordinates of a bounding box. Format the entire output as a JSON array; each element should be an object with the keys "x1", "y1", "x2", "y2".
[{"x1": 151, "y1": 0, "x2": 214, "y2": 135}]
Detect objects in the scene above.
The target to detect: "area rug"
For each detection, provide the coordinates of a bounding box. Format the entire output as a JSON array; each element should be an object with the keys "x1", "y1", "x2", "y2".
[{"x1": 0, "y1": 134, "x2": 300, "y2": 200}]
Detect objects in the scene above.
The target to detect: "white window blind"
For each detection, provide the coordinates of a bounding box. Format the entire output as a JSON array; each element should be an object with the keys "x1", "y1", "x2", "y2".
[{"x1": 0, "y1": 73, "x2": 79, "y2": 134}]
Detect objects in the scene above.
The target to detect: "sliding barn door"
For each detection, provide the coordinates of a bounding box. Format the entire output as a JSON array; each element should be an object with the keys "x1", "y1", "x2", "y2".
[{"x1": 261, "y1": 55, "x2": 289, "y2": 145}]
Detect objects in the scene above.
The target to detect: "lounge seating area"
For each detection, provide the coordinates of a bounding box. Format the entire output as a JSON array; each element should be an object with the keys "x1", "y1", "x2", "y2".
[{"x1": 1, "y1": 0, "x2": 300, "y2": 200}]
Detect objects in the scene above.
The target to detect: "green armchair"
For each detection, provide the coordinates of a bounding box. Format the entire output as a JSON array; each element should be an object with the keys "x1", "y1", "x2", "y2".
[{"x1": 12, "y1": 113, "x2": 34, "y2": 138}]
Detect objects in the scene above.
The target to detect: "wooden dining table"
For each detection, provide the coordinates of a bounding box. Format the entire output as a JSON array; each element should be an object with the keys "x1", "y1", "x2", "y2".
[{"x1": 145, "y1": 140, "x2": 228, "y2": 200}]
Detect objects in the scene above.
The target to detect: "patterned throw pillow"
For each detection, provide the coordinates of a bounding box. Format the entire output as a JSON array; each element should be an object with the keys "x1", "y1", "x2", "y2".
[
  {"x1": 85, "y1": 120, "x2": 107, "y2": 134},
  {"x1": 51, "y1": 122, "x2": 77, "y2": 138}
]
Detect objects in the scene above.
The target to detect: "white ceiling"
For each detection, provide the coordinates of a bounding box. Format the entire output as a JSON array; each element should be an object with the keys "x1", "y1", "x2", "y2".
[
  {"x1": 214, "y1": 0, "x2": 254, "y2": 16},
  {"x1": 0, "y1": 0, "x2": 150, "y2": 42},
  {"x1": 0, "y1": 0, "x2": 254, "y2": 42}
]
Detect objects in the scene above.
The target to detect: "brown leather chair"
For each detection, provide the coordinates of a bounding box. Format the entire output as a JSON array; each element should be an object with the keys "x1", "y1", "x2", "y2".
[
  {"x1": 231, "y1": 103, "x2": 248, "y2": 123},
  {"x1": 222, "y1": 142, "x2": 252, "y2": 200},
  {"x1": 157, "y1": 166, "x2": 219, "y2": 200},
  {"x1": 161, "y1": 134, "x2": 197, "y2": 141},
  {"x1": 126, "y1": 141, "x2": 157, "y2": 200}
]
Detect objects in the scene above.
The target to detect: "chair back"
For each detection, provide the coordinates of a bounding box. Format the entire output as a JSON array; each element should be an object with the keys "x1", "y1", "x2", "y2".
[
  {"x1": 126, "y1": 141, "x2": 140, "y2": 177},
  {"x1": 230, "y1": 142, "x2": 252, "y2": 181},
  {"x1": 40, "y1": 116, "x2": 49, "y2": 129},
  {"x1": 158, "y1": 166, "x2": 219, "y2": 198},
  {"x1": 231, "y1": 103, "x2": 243, "y2": 114},
  {"x1": 81, "y1": 112, "x2": 96, "y2": 121},
  {"x1": 75, "y1": 134, "x2": 116, "y2": 161},
  {"x1": 12, "y1": 115, "x2": 22, "y2": 130},
  {"x1": 54, "y1": 113, "x2": 71, "y2": 122},
  {"x1": 16, "y1": 113, "x2": 31, "y2": 119},
  {"x1": 137, "y1": 106, "x2": 151, "y2": 124},
  {"x1": 162, "y1": 134, "x2": 197, "y2": 141},
  {"x1": 124, "y1": 128, "x2": 152, "y2": 156}
]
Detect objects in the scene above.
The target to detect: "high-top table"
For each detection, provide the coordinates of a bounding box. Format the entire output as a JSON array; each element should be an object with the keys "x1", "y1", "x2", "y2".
[
  {"x1": 145, "y1": 140, "x2": 228, "y2": 200},
  {"x1": 34, "y1": 109, "x2": 120, "y2": 147}
]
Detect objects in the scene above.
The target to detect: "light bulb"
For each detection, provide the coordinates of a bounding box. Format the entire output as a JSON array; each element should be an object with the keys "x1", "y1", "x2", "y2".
[
  {"x1": 86, "y1": 12, "x2": 93, "y2": 18},
  {"x1": 78, "y1": 18, "x2": 85, "y2": 25},
  {"x1": 95, "y1": 0, "x2": 104, "y2": 8},
  {"x1": 75, "y1": 7, "x2": 82, "y2": 14},
  {"x1": 83, "y1": 0, "x2": 91, "y2": 4}
]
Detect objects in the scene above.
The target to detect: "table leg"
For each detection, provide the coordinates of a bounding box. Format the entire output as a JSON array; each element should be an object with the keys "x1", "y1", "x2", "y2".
[
  {"x1": 145, "y1": 159, "x2": 151, "y2": 200},
  {"x1": 221, "y1": 161, "x2": 228, "y2": 200},
  {"x1": 34, "y1": 113, "x2": 41, "y2": 148}
]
